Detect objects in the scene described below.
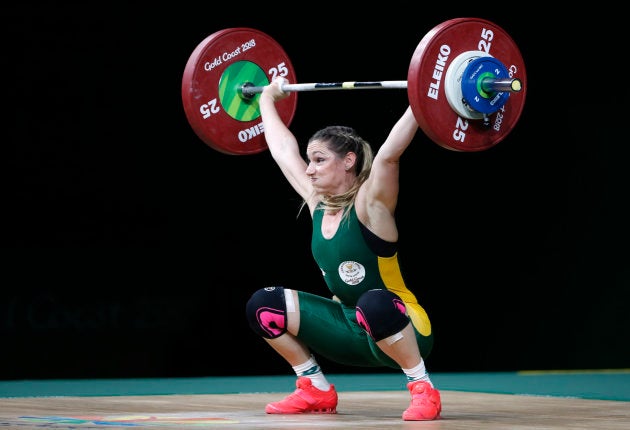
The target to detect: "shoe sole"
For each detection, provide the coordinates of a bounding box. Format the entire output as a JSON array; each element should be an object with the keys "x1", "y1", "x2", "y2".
[{"x1": 266, "y1": 406, "x2": 337, "y2": 414}]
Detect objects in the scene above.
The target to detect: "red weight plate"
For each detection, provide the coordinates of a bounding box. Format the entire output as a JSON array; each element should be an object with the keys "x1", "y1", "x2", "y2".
[
  {"x1": 182, "y1": 28, "x2": 298, "y2": 155},
  {"x1": 408, "y1": 18, "x2": 527, "y2": 151}
]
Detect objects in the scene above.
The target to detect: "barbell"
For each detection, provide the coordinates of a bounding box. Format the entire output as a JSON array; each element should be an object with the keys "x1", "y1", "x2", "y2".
[{"x1": 181, "y1": 17, "x2": 526, "y2": 154}]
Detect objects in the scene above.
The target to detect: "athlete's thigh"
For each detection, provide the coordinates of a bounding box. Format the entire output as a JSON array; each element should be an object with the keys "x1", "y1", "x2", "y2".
[{"x1": 296, "y1": 291, "x2": 385, "y2": 367}]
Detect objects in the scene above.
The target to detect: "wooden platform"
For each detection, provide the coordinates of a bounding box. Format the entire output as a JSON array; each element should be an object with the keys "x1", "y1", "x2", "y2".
[
  {"x1": 1, "y1": 390, "x2": 629, "y2": 429},
  {"x1": 2, "y1": 372, "x2": 629, "y2": 429}
]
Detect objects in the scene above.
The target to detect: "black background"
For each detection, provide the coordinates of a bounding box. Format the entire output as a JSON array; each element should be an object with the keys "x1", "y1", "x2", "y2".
[{"x1": 3, "y1": 4, "x2": 628, "y2": 379}]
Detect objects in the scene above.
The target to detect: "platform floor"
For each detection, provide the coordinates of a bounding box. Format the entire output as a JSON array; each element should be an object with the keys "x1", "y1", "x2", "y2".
[{"x1": 1, "y1": 370, "x2": 628, "y2": 429}]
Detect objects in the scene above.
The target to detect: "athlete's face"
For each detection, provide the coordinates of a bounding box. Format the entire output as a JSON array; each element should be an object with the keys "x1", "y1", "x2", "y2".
[{"x1": 305, "y1": 140, "x2": 348, "y2": 196}]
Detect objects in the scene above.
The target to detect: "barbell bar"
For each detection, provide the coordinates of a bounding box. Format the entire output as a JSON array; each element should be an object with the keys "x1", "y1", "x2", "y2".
[
  {"x1": 239, "y1": 77, "x2": 521, "y2": 98},
  {"x1": 181, "y1": 17, "x2": 527, "y2": 154},
  {"x1": 240, "y1": 81, "x2": 409, "y2": 96}
]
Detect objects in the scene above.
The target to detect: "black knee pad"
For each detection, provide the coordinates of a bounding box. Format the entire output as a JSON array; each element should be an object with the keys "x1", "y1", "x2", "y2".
[
  {"x1": 245, "y1": 286, "x2": 287, "y2": 339},
  {"x1": 355, "y1": 289, "x2": 409, "y2": 342}
]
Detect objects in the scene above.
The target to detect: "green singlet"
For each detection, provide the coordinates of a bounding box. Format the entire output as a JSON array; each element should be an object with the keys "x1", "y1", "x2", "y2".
[{"x1": 294, "y1": 205, "x2": 434, "y2": 369}]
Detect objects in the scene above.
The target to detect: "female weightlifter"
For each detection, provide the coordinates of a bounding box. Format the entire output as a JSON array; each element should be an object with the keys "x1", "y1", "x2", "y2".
[{"x1": 245, "y1": 77, "x2": 441, "y2": 421}]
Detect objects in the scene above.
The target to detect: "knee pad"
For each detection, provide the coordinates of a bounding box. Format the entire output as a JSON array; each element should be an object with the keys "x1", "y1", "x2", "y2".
[
  {"x1": 245, "y1": 286, "x2": 287, "y2": 339},
  {"x1": 356, "y1": 289, "x2": 409, "y2": 342}
]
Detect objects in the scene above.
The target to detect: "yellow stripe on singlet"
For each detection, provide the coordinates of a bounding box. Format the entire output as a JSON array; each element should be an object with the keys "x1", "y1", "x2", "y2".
[{"x1": 377, "y1": 253, "x2": 432, "y2": 337}]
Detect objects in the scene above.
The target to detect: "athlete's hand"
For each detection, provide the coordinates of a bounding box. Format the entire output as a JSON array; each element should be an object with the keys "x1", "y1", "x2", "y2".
[{"x1": 263, "y1": 77, "x2": 290, "y2": 102}]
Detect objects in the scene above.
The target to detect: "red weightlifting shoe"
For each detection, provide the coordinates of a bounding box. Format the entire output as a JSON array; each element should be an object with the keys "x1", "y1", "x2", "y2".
[
  {"x1": 402, "y1": 380, "x2": 442, "y2": 421},
  {"x1": 265, "y1": 377, "x2": 338, "y2": 414}
]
